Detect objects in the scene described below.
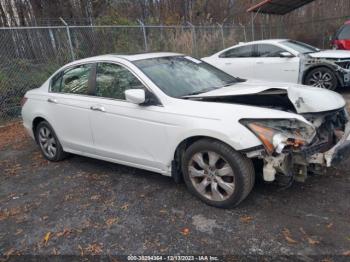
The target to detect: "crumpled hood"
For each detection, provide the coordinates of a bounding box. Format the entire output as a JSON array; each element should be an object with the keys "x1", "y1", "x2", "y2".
[
  {"x1": 308, "y1": 50, "x2": 350, "y2": 59},
  {"x1": 186, "y1": 80, "x2": 346, "y2": 114}
]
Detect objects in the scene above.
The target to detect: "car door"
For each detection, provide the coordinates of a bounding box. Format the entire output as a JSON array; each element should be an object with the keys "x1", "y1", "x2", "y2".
[
  {"x1": 210, "y1": 44, "x2": 257, "y2": 79},
  {"x1": 253, "y1": 44, "x2": 300, "y2": 83},
  {"x1": 88, "y1": 62, "x2": 169, "y2": 172},
  {"x1": 45, "y1": 63, "x2": 96, "y2": 154}
]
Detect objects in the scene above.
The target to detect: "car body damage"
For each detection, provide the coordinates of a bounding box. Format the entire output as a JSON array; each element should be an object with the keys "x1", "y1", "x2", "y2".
[
  {"x1": 186, "y1": 84, "x2": 350, "y2": 184},
  {"x1": 22, "y1": 53, "x2": 350, "y2": 207},
  {"x1": 202, "y1": 39, "x2": 350, "y2": 90},
  {"x1": 185, "y1": 80, "x2": 346, "y2": 113},
  {"x1": 299, "y1": 54, "x2": 350, "y2": 87}
]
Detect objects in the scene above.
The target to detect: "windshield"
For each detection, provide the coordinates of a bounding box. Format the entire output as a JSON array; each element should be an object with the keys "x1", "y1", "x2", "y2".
[
  {"x1": 133, "y1": 56, "x2": 238, "y2": 98},
  {"x1": 282, "y1": 40, "x2": 320, "y2": 54},
  {"x1": 336, "y1": 24, "x2": 350, "y2": 40}
]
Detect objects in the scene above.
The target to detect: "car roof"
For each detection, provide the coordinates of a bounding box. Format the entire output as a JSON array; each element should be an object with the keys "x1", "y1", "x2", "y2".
[
  {"x1": 238, "y1": 39, "x2": 289, "y2": 45},
  {"x1": 67, "y1": 52, "x2": 184, "y2": 66}
]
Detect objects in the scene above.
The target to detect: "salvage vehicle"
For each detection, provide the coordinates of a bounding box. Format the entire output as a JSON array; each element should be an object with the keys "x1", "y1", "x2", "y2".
[
  {"x1": 202, "y1": 39, "x2": 350, "y2": 91},
  {"x1": 332, "y1": 20, "x2": 350, "y2": 50},
  {"x1": 22, "y1": 53, "x2": 350, "y2": 208}
]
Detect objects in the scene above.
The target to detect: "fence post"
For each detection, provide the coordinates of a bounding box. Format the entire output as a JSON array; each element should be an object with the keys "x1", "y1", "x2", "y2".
[
  {"x1": 137, "y1": 19, "x2": 148, "y2": 52},
  {"x1": 239, "y1": 23, "x2": 247, "y2": 42},
  {"x1": 59, "y1": 17, "x2": 75, "y2": 61},
  {"x1": 251, "y1": 12, "x2": 255, "y2": 41},
  {"x1": 187, "y1": 22, "x2": 197, "y2": 57},
  {"x1": 217, "y1": 23, "x2": 225, "y2": 49}
]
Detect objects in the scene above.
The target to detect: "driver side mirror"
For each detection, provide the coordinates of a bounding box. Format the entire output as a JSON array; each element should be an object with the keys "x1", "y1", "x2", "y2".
[
  {"x1": 279, "y1": 51, "x2": 294, "y2": 58},
  {"x1": 125, "y1": 89, "x2": 146, "y2": 104}
]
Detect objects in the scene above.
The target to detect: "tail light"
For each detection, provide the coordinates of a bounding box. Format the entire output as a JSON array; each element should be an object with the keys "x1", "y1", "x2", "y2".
[{"x1": 21, "y1": 97, "x2": 28, "y2": 107}]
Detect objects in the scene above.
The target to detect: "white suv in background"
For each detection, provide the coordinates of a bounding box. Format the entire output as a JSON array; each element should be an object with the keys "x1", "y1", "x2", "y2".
[
  {"x1": 22, "y1": 53, "x2": 350, "y2": 208},
  {"x1": 202, "y1": 39, "x2": 350, "y2": 90}
]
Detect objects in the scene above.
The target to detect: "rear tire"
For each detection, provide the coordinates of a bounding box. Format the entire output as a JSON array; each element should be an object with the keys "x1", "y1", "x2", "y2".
[
  {"x1": 35, "y1": 121, "x2": 67, "y2": 161},
  {"x1": 304, "y1": 67, "x2": 338, "y2": 91},
  {"x1": 181, "y1": 139, "x2": 255, "y2": 208}
]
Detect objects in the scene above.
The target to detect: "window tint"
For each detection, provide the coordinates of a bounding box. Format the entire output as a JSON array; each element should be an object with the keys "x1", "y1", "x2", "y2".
[
  {"x1": 95, "y1": 63, "x2": 144, "y2": 100},
  {"x1": 51, "y1": 64, "x2": 93, "y2": 94},
  {"x1": 220, "y1": 45, "x2": 253, "y2": 58},
  {"x1": 256, "y1": 44, "x2": 286, "y2": 57},
  {"x1": 337, "y1": 25, "x2": 350, "y2": 40}
]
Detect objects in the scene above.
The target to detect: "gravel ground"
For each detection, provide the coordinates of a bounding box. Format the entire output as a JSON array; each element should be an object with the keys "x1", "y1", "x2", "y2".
[{"x1": 0, "y1": 91, "x2": 350, "y2": 260}]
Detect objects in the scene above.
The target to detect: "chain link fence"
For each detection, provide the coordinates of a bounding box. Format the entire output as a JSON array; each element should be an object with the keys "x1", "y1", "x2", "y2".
[
  {"x1": 0, "y1": 16, "x2": 348, "y2": 124},
  {"x1": 0, "y1": 24, "x2": 248, "y2": 124}
]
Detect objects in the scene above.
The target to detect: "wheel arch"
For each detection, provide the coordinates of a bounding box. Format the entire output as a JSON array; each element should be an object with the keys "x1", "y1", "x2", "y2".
[
  {"x1": 32, "y1": 116, "x2": 47, "y2": 135},
  {"x1": 32, "y1": 116, "x2": 54, "y2": 143},
  {"x1": 171, "y1": 135, "x2": 241, "y2": 183},
  {"x1": 302, "y1": 64, "x2": 343, "y2": 86}
]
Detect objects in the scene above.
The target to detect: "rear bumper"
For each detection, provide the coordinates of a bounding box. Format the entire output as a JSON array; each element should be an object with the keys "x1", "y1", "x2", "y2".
[{"x1": 23, "y1": 121, "x2": 34, "y2": 140}]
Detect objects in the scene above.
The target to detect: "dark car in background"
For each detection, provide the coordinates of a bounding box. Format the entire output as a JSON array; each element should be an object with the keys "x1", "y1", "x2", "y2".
[{"x1": 332, "y1": 20, "x2": 350, "y2": 50}]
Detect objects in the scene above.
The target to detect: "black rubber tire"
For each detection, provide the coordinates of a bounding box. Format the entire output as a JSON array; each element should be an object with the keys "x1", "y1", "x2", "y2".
[
  {"x1": 181, "y1": 139, "x2": 255, "y2": 208},
  {"x1": 304, "y1": 67, "x2": 338, "y2": 91},
  {"x1": 35, "y1": 121, "x2": 67, "y2": 162}
]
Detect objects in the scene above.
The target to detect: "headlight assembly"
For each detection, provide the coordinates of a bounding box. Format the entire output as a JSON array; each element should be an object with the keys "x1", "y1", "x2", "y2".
[{"x1": 240, "y1": 119, "x2": 316, "y2": 154}]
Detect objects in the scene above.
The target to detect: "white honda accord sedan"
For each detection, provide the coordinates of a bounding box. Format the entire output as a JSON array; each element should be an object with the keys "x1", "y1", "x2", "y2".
[{"x1": 22, "y1": 53, "x2": 350, "y2": 208}]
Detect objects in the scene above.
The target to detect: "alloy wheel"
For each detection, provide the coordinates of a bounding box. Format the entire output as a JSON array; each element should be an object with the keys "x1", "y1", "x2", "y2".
[
  {"x1": 188, "y1": 151, "x2": 235, "y2": 201},
  {"x1": 308, "y1": 71, "x2": 334, "y2": 89},
  {"x1": 38, "y1": 126, "x2": 57, "y2": 158}
]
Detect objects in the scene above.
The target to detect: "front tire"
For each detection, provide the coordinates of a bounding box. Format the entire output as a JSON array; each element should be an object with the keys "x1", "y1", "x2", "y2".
[
  {"x1": 35, "y1": 121, "x2": 67, "y2": 161},
  {"x1": 181, "y1": 139, "x2": 255, "y2": 208},
  {"x1": 304, "y1": 67, "x2": 338, "y2": 90}
]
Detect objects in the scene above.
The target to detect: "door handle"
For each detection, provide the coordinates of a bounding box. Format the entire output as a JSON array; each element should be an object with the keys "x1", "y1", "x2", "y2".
[
  {"x1": 90, "y1": 105, "x2": 106, "y2": 112},
  {"x1": 47, "y1": 98, "x2": 58, "y2": 103},
  {"x1": 256, "y1": 61, "x2": 264, "y2": 64},
  {"x1": 225, "y1": 63, "x2": 232, "y2": 65}
]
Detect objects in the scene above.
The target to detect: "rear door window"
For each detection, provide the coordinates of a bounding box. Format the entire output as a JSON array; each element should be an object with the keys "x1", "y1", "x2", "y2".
[{"x1": 51, "y1": 64, "x2": 93, "y2": 95}]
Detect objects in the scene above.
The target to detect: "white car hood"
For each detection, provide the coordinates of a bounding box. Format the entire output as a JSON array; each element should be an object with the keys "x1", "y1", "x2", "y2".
[
  {"x1": 186, "y1": 80, "x2": 346, "y2": 114},
  {"x1": 308, "y1": 50, "x2": 350, "y2": 59}
]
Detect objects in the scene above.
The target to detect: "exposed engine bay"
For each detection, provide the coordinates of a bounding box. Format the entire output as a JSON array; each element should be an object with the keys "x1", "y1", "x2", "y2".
[
  {"x1": 196, "y1": 89, "x2": 296, "y2": 112},
  {"x1": 185, "y1": 80, "x2": 350, "y2": 185}
]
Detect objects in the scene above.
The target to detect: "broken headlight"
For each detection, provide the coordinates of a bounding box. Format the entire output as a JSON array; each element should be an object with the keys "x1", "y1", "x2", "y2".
[
  {"x1": 240, "y1": 119, "x2": 316, "y2": 154},
  {"x1": 335, "y1": 60, "x2": 350, "y2": 70}
]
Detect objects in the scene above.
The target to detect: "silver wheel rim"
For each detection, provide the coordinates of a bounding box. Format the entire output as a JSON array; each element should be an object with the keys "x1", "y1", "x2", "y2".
[
  {"x1": 188, "y1": 151, "x2": 235, "y2": 201},
  {"x1": 38, "y1": 126, "x2": 57, "y2": 158},
  {"x1": 308, "y1": 71, "x2": 334, "y2": 89}
]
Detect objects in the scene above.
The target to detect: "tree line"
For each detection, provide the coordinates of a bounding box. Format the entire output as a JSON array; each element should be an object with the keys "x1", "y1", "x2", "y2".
[{"x1": 0, "y1": 0, "x2": 349, "y2": 27}]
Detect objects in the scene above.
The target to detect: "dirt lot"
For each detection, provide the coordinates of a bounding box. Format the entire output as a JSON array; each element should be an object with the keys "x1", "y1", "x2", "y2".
[{"x1": 0, "y1": 91, "x2": 350, "y2": 260}]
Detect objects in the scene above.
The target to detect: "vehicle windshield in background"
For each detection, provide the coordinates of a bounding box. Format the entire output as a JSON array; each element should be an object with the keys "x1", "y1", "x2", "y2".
[
  {"x1": 336, "y1": 24, "x2": 350, "y2": 40},
  {"x1": 282, "y1": 40, "x2": 320, "y2": 54},
  {"x1": 133, "y1": 56, "x2": 239, "y2": 98}
]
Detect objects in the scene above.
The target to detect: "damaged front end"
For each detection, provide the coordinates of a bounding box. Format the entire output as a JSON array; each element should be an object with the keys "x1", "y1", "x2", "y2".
[
  {"x1": 241, "y1": 108, "x2": 350, "y2": 183},
  {"x1": 300, "y1": 56, "x2": 350, "y2": 87}
]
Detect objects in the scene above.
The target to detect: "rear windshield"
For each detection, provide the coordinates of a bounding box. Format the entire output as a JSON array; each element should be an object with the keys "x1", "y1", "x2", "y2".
[{"x1": 336, "y1": 24, "x2": 350, "y2": 40}]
